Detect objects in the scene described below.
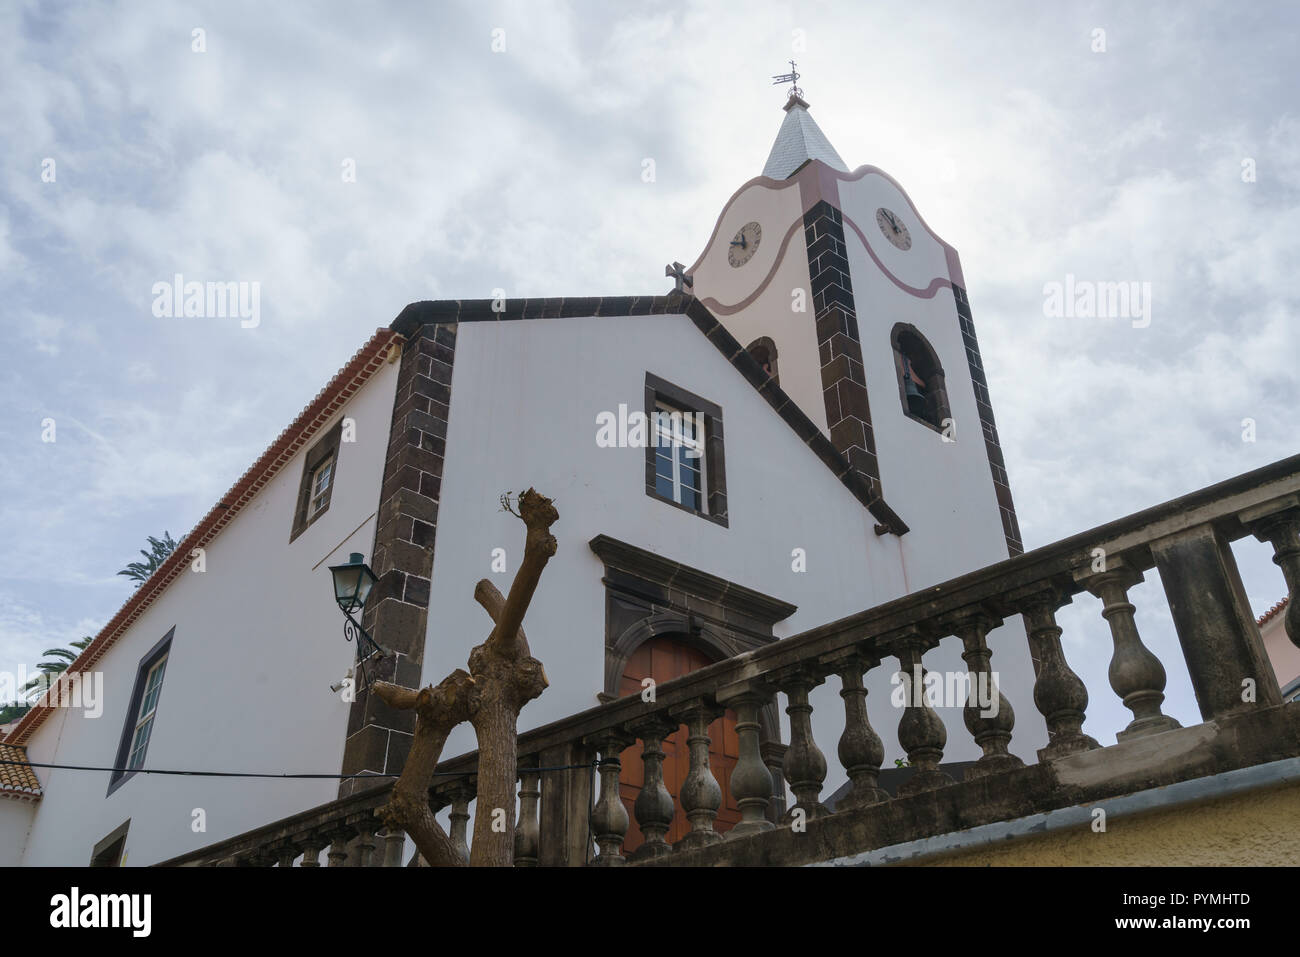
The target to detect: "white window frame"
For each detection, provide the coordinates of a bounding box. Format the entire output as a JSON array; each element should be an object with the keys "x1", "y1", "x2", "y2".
[
  {"x1": 309, "y1": 457, "x2": 334, "y2": 518},
  {"x1": 126, "y1": 655, "x2": 168, "y2": 771},
  {"x1": 652, "y1": 401, "x2": 707, "y2": 513}
]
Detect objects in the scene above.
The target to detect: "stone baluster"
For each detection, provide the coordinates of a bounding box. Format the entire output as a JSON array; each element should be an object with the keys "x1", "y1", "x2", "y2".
[
  {"x1": 948, "y1": 612, "x2": 1023, "y2": 776},
  {"x1": 514, "y1": 759, "x2": 542, "y2": 867},
  {"x1": 1017, "y1": 589, "x2": 1100, "y2": 760},
  {"x1": 716, "y1": 682, "x2": 775, "y2": 838},
  {"x1": 774, "y1": 666, "x2": 829, "y2": 820},
  {"x1": 885, "y1": 629, "x2": 954, "y2": 795},
  {"x1": 586, "y1": 731, "x2": 633, "y2": 866},
  {"x1": 537, "y1": 741, "x2": 594, "y2": 867},
  {"x1": 627, "y1": 717, "x2": 677, "y2": 859},
  {"x1": 1077, "y1": 561, "x2": 1182, "y2": 740},
  {"x1": 297, "y1": 832, "x2": 325, "y2": 867},
  {"x1": 447, "y1": 780, "x2": 475, "y2": 865},
  {"x1": 274, "y1": 841, "x2": 300, "y2": 868},
  {"x1": 821, "y1": 648, "x2": 890, "y2": 808},
  {"x1": 381, "y1": 826, "x2": 406, "y2": 867},
  {"x1": 1247, "y1": 506, "x2": 1300, "y2": 649},
  {"x1": 671, "y1": 700, "x2": 724, "y2": 850},
  {"x1": 326, "y1": 825, "x2": 355, "y2": 867},
  {"x1": 760, "y1": 741, "x2": 788, "y2": 823},
  {"x1": 351, "y1": 815, "x2": 381, "y2": 867},
  {"x1": 1151, "y1": 523, "x2": 1282, "y2": 717}
]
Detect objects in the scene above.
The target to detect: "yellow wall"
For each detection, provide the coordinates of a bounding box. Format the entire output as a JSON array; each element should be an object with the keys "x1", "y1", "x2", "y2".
[{"x1": 909, "y1": 781, "x2": 1300, "y2": 866}]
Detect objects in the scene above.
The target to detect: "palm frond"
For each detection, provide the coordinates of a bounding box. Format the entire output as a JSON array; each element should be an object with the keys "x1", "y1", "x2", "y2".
[
  {"x1": 116, "y1": 530, "x2": 180, "y2": 587},
  {"x1": 24, "y1": 636, "x2": 95, "y2": 700}
]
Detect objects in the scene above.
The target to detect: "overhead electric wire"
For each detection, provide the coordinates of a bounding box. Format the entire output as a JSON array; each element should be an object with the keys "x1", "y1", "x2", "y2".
[{"x1": 0, "y1": 758, "x2": 597, "y2": 780}]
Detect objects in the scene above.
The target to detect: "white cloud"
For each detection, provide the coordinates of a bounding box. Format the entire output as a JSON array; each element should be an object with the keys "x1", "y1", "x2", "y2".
[{"x1": 0, "y1": 2, "x2": 1295, "y2": 750}]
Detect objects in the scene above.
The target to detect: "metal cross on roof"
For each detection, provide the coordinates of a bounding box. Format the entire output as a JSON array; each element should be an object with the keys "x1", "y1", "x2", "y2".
[
  {"x1": 665, "y1": 261, "x2": 693, "y2": 293},
  {"x1": 772, "y1": 59, "x2": 803, "y2": 99}
]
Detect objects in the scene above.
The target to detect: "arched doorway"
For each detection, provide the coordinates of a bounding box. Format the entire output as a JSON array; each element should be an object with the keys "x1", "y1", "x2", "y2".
[{"x1": 615, "y1": 636, "x2": 740, "y2": 852}]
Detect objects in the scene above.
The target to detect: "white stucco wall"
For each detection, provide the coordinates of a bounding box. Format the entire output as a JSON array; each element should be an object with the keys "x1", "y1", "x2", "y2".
[
  {"x1": 690, "y1": 180, "x2": 804, "y2": 308},
  {"x1": 0, "y1": 797, "x2": 36, "y2": 865},
  {"x1": 838, "y1": 174, "x2": 1012, "y2": 583},
  {"x1": 689, "y1": 179, "x2": 827, "y2": 433},
  {"x1": 425, "y1": 313, "x2": 1048, "y2": 808},
  {"x1": 17, "y1": 357, "x2": 399, "y2": 866}
]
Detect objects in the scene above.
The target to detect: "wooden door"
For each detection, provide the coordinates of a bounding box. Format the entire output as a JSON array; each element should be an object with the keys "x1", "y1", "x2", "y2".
[{"x1": 616, "y1": 636, "x2": 740, "y2": 852}]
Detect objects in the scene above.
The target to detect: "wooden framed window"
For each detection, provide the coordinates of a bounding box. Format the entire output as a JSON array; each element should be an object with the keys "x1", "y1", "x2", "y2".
[
  {"x1": 290, "y1": 421, "x2": 343, "y2": 541},
  {"x1": 108, "y1": 628, "x2": 174, "y2": 795},
  {"x1": 644, "y1": 373, "x2": 727, "y2": 526},
  {"x1": 90, "y1": 820, "x2": 130, "y2": 867}
]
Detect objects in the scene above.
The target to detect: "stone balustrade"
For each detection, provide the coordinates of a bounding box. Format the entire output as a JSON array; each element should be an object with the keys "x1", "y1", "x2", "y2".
[
  {"x1": 162, "y1": 454, "x2": 1300, "y2": 867},
  {"x1": 158, "y1": 779, "x2": 396, "y2": 867}
]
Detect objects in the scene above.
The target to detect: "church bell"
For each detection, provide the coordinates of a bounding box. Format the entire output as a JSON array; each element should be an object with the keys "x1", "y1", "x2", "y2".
[{"x1": 903, "y1": 366, "x2": 927, "y2": 416}]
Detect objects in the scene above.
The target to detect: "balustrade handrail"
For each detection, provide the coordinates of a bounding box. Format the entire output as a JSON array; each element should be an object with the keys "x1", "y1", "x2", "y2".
[
  {"x1": 157, "y1": 780, "x2": 393, "y2": 866},
  {"x1": 432, "y1": 451, "x2": 1300, "y2": 769},
  {"x1": 163, "y1": 452, "x2": 1300, "y2": 866}
]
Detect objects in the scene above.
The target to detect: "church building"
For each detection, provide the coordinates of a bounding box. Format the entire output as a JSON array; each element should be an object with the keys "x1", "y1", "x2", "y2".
[{"x1": 3, "y1": 87, "x2": 1050, "y2": 866}]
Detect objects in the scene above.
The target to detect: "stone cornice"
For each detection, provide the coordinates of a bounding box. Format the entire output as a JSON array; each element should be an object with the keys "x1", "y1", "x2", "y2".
[{"x1": 589, "y1": 534, "x2": 797, "y2": 626}]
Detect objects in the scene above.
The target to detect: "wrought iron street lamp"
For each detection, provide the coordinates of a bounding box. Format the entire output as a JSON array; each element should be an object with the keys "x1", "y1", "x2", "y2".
[{"x1": 327, "y1": 552, "x2": 387, "y2": 661}]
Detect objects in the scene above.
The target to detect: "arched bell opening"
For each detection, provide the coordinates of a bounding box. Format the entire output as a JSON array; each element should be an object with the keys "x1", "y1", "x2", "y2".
[{"x1": 891, "y1": 323, "x2": 950, "y2": 433}]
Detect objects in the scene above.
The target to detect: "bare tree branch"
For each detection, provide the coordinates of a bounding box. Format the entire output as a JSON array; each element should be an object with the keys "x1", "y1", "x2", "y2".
[
  {"x1": 374, "y1": 669, "x2": 477, "y2": 866},
  {"x1": 371, "y1": 487, "x2": 559, "y2": 867},
  {"x1": 371, "y1": 681, "x2": 420, "y2": 711},
  {"x1": 474, "y1": 579, "x2": 528, "y2": 653},
  {"x1": 383, "y1": 714, "x2": 464, "y2": 868},
  {"x1": 485, "y1": 489, "x2": 558, "y2": 662}
]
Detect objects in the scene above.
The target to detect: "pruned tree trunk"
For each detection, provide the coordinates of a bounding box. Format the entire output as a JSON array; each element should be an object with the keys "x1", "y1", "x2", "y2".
[{"x1": 372, "y1": 488, "x2": 558, "y2": 866}]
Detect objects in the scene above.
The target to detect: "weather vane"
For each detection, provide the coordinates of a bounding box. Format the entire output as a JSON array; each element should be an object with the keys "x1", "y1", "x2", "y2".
[{"x1": 772, "y1": 59, "x2": 802, "y2": 99}]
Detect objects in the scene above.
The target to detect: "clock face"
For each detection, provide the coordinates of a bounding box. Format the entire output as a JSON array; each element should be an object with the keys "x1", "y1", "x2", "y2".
[
  {"x1": 727, "y1": 221, "x2": 762, "y2": 267},
  {"x1": 876, "y1": 207, "x2": 912, "y2": 251}
]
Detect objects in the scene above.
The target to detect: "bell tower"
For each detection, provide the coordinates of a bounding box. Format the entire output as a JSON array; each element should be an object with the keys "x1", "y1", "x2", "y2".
[{"x1": 685, "y1": 81, "x2": 1023, "y2": 568}]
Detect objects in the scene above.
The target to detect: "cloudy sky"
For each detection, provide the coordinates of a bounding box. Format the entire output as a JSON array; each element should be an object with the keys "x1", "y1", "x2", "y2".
[{"x1": 1, "y1": 1, "x2": 1297, "y2": 741}]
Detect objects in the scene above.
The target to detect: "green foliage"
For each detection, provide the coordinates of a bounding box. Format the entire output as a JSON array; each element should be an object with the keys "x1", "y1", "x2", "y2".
[
  {"x1": 11, "y1": 531, "x2": 182, "y2": 716},
  {"x1": 22, "y1": 637, "x2": 93, "y2": 701},
  {"x1": 0, "y1": 701, "x2": 31, "y2": 724},
  {"x1": 116, "y1": 531, "x2": 180, "y2": 588}
]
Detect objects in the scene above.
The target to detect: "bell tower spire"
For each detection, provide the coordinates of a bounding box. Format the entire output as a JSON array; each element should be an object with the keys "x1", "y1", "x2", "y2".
[
  {"x1": 761, "y1": 64, "x2": 848, "y2": 179},
  {"x1": 684, "y1": 76, "x2": 1025, "y2": 558}
]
